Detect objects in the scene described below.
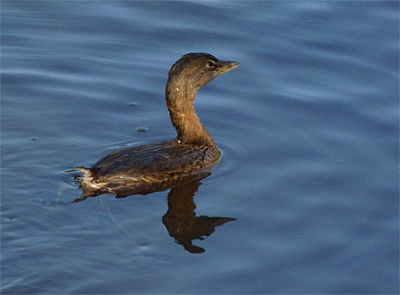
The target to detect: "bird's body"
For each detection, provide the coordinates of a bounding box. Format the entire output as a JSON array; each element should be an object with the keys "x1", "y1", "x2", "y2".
[
  {"x1": 77, "y1": 138, "x2": 219, "y2": 197},
  {"x1": 76, "y1": 53, "x2": 239, "y2": 199}
]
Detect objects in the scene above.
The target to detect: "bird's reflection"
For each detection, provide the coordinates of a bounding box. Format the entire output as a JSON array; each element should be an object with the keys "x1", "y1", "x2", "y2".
[
  {"x1": 162, "y1": 179, "x2": 236, "y2": 253},
  {"x1": 73, "y1": 172, "x2": 236, "y2": 254}
]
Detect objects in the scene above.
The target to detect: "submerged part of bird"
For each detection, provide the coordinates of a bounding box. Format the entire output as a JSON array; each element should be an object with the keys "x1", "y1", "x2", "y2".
[{"x1": 74, "y1": 53, "x2": 240, "y2": 201}]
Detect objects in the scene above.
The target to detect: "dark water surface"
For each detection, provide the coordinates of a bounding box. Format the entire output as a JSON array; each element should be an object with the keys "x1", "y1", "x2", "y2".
[{"x1": 1, "y1": 1, "x2": 399, "y2": 294}]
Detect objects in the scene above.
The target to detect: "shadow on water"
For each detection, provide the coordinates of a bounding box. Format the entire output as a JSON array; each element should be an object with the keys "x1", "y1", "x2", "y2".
[{"x1": 71, "y1": 171, "x2": 236, "y2": 254}]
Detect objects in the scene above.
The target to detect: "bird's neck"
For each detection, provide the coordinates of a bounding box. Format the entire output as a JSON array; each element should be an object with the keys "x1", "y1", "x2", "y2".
[{"x1": 165, "y1": 79, "x2": 217, "y2": 147}]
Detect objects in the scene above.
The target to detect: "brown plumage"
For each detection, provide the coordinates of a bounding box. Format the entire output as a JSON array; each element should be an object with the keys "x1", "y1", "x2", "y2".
[{"x1": 76, "y1": 53, "x2": 239, "y2": 199}]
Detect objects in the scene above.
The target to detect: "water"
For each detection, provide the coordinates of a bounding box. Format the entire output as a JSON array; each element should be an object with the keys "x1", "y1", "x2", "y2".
[{"x1": 1, "y1": 1, "x2": 398, "y2": 293}]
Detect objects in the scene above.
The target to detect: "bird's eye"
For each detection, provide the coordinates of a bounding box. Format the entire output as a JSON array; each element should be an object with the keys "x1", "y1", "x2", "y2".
[{"x1": 206, "y1": 60, "x2": 216, "y2": 69}]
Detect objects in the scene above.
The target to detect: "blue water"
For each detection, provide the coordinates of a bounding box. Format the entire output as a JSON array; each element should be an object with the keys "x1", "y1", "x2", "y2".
[{"x1": 1, "y1": 1, "x2": 399, "y2": 294}]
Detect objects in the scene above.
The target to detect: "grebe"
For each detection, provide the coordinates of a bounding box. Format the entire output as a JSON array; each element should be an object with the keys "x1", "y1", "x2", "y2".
[{"x1": 76, "y1": 53, "x2": 239, "y2": 198}]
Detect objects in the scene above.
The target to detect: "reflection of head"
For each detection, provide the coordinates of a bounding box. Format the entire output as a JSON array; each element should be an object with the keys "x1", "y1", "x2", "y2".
[
  {"x1": 182, "y1": 242, "x2": 206, "y2": 254},
  {"x1": 163, "y1": 215, "x2": 236, "y2": 254}
]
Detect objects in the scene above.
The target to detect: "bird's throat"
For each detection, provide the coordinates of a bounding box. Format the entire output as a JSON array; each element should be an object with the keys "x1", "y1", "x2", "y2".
[{"x1": 166, "y1": 84, "x2": 216, "y2": 147}]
